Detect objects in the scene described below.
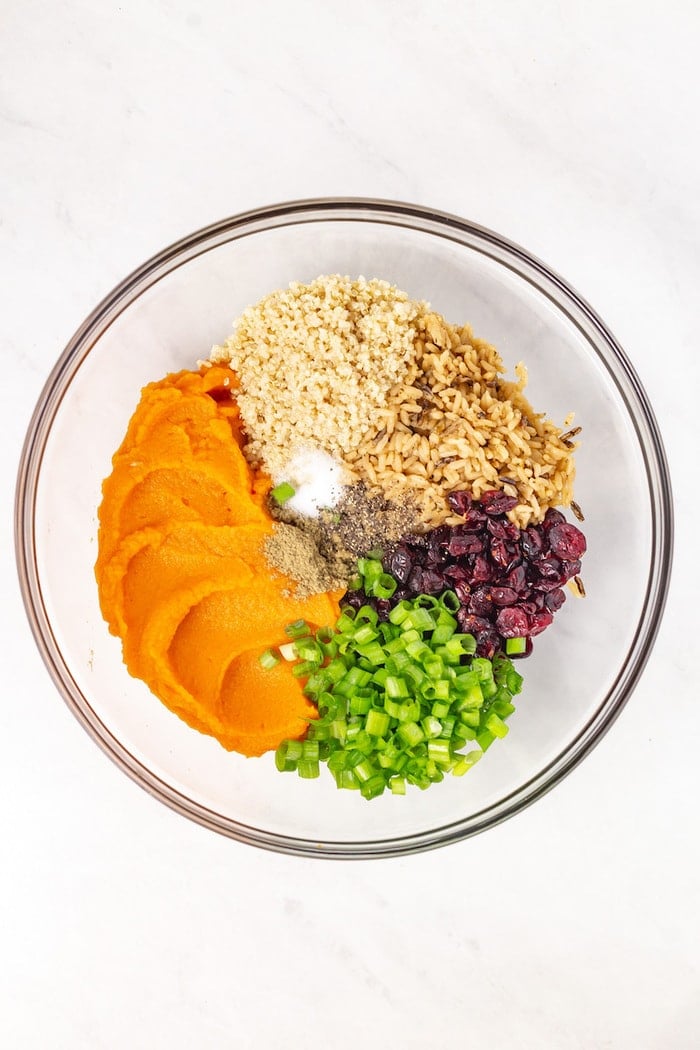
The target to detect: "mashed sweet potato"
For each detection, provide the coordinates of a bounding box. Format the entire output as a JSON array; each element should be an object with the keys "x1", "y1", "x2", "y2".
[{"x1": 95, "y1": 365, "x2": 340, "y2": 756}]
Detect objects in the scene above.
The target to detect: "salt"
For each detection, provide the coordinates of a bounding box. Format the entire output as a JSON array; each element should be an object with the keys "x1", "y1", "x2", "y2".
[{"x1": 274, "y1": 446, "x2": 347, "y2": 518}]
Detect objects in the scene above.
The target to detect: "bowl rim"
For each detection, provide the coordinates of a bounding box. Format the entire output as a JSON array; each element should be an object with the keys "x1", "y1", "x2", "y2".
[{"x1": 14, "y1": 197, "x2": 674, "y2": 858}]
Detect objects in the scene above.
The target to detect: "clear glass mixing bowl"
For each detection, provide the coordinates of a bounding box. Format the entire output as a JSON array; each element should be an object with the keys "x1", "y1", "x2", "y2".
[{"x1": 15, "y1": 199, "x2": 673, "y2": 857}]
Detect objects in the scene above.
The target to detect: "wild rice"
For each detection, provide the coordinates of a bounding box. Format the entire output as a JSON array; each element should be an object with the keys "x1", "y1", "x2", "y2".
[{"x1": 345, "y1": 312, "x2": 578, "y2": 529}]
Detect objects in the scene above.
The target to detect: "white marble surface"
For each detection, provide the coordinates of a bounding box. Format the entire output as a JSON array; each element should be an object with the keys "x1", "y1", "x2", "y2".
[{"x1": 2, "y1": 2, "x2": 699, "y2": 1047}]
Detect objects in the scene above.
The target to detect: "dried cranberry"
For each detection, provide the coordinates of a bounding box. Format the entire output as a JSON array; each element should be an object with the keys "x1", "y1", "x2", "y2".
[
  {"x1": 544, "y1": 588, "x2": 566, "y2": 612},
  {"x1": 561, "y1": 559, "x2": 581, "y2": 580},
  {"x1": 407, "y1": 566, "x2": 424, "y2": 592},
  {"x1": 468, "y1": 586, "x2": 494, "y2": 618},
  {"x1": 505, "y1": 565, "x2": 528, "y2": 594},
  {"x1": 342, "y1": 590, "x2": 365, "y2": 610},
  {"x1": 447, "y1": 531, "x2": 483, "y2": 557},
  {"x1": 421, "y1": 569, "x2": 446, "y2": 595},
  {"x1": 470, "y1": 555, "x2": 492, "y2": 583},
  {"x1": 548, "y1": 523, "x2": 587, "y2": 560},
  {"x1": 529, "y1": 610, "x2": 554, "y2": 636},
  {"x1": 375, "y1": 599, "x2": 392, "y2": 621},
  {"x1": 387, "y1": 545, "x2": 413, "y2": 584},
  {"x1": 489, "y1": 537, "x2": 511, "y2": 568},
  {"x1": 496, "y1": 607, "x2": 531, "y2": 638},
  {"x1": 536, "y1": 556, "x2": 563, "y2": 579},
  {"x1": 491, "y1": 586, "x2": 518, "y2": 606},
  {"x1": 476, "y1": 628, "x2": 501, "y2": 659},
  {"x1": 521, "y1": 527, "x2": 545, "y2": 559},
  {"x1": 532, "y1": 576, "x2": 565, "y2": 593},
  {"x1": 461, "y1": 506, "x2": 487, "y2": 532},
  {"x1": 454, "y1": 580, "x2": 472, "y2": 603},
  {"x1": 542, "y1": 508, "x2": 566, "y2": 530},
  {"x1": 486, "y1": 518, "x2": 509, "y2": 540},
  {"x1": 447, "y1": 490, "x2": 473, "y2": 515},
  {"x1": 480, "y1": 489, "x2": 519, "y2": 515},
  {"x1": 457, "y1": 610, "x2": 491, "y2": 635}
]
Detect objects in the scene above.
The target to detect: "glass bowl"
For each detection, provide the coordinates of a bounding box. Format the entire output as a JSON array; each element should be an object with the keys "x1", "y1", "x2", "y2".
[{"x1": 15, "y1": 199, "x2": 673, "y2": 858}]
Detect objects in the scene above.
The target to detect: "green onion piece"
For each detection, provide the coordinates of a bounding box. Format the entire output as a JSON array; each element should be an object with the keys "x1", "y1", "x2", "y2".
[
  {"x1": 427, "y1": 739, "x2": 452, "y2": 766},
  {"x1": 285, "y1": 619, "x2": 310, "y2": 640},
  {"x1": 258, "y1": 648, "x2": 280, "y2": 670},
  {"x1": 388, "y1": 601, "x2": 412, "y2": 625},
  {"x1": 485, "y1": 712, "x2": 509, "y2": 739},
  {"x1": 373, "y1": 573, "x2": 397, "y2": 599},
  {"x1": 271, "y1": 481, "x2": 296, "y2": 505},
  {"x1": 361, "y1": 774, "x2": 387, "y2": 800},
  {"x1": 297, "y1": 759, "x2": 320, "y2": 779},
  {"x1": 385, "y1": 676, "x2": 409, "y2": 699},
  {"x1": 292, "y1": 660, "x2": 317, "y2": 679},
  {"x1": 397, "y1": 721, "x2": 425, "y2": 747},
  {"x1": 366, "y1": 709, "x2": 391, "y2": 738},
  {"x1": 353, "y1": 624, "x2": 378, "y2": 646},
  {"x1": 452, "y1": 750, "x2": 483, "y2": 776},
  {"x1": 431, "y1": 623, "x2": 455, "y2": 645},
  {"x1": 389, "y1": 776, "x2": 406, "y2": 795},
  {"x1": 439, "y1": 590, "x2": 460, "y2": 613},
  {"x1": 279, "y1": 642, "x2": 298, "y2": 662},
  {"x1": 335, "y1": 612, "x2": 356, "y2": 633},
  {"x1": 421, "y1": 716, "x2": 442, "y2": 739},
  {"x1": 505, "y1": 636, "x2": 527, "y2": 656}
]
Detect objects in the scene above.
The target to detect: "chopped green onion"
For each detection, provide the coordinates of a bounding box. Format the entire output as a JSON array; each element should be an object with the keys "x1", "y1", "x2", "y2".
[
  {"x1": 285, "y1": 619, "x2": 310, "y2": 640},
  {"x1": 373, "y1": 573, "x2": 397, "y2": 599},
  {"x1": 505, "y1": 636, "x2": 527, "y2": 656},
  {"x1": 271, "y1": 481, "x2": 296, "y2": 505},
  {"x1": 258, "y1": 648, "x2": 280, "y2": 670},
  {"x1": 270, "y1": 563, "x2": 525, "y2": 799}
]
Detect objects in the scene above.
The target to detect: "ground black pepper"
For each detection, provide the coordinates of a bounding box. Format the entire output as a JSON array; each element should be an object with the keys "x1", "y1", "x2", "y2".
[{"x1": 266, "y1": 483, "x2": 419, "y2": 594}]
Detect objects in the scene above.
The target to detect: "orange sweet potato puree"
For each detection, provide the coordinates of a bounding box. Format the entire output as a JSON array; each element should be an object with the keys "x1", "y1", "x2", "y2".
[{"x1": 95, "y1": 365, "x2": 341, "y2": 756}]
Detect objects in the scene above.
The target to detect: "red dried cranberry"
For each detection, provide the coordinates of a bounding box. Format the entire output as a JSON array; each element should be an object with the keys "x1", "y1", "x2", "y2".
[
  {"x1": 457, "y1": 610, "x2": 491, "y2": 635},
  {"x1": 480, "y1": 489, "x2": 519, "y2": 515},
  {"x1": 542, "y1": 508, "x2": 566, "y2": 530},
  {"x1": 529, "y1": 610, "x2": 554, "y2": 636},
  {"x1": 468, "y1": 587, "x2": 494, "y2": 618},
  {"x1": 476, "y1": 628, "x2": 500, "y2": 659},
  {"x1": 342, "y1": 590, "x2": 365, "y2": 610},
  {"x1": 407, "y1": 566, "x2": 424, "y2": 592},
  {"x1": 421, "y1": 569, "x2": 446, "y2": 595},
  {"x1": 490, "y1": 586, "x2": 518, "y2": 606},
  {"x1": 470, "y1": 555, "x2": 492, "y2": 583},
  {"x1": 561, "y1": 559, "x2": 581, "y2": 580},
  {"x1": 447, "y1": 531, "x2": 484, "y2": 557},
  {"x1": 505, "y1": 565, "x2": 528, "y2": 593},
  {"x1": 387, "y1": 546, "x2": 413, "y2": 584},
  {"x1": 486, "y1": 518, "x2": 509, "y2": 540},
  {"x1": 454, "y1": 581, "x2": 472, "y2": 603},
  {"x1": 460, "y1": 506, "x2": 487, "y2": 532},
  {"x1": 375, "y1": 599, "x2": 392, "y2": 621},
  {"x1": 496, "y1": 607, "x2": 531, "y2": 637},
  {"x1": 521, "y1": 526, "x2": 545, "y2": 559},
  {"x1": 536, "y1": 556, "x2": 563, "y2": 579},
  {"x1": 544, "y1": 588, "x2": 566, "y2": 612},
  {"x1": 548, "y1": 523, "x2": 587, "y2": 560},
  {"x1": 489, "y1": 537, "x2": 511, "y2": 568},
  {"x1": 447, "y1": 490, "x2": 473, "y2": 515},
  {"x1": 532, "y1": 576, "x2": 565, "y2": 593}
]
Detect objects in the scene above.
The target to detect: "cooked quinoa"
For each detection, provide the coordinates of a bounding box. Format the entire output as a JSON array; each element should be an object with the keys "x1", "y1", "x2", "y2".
[
  {"x1": 211, "y1": 275, "x2": 424, "y2": 476},
  {"x1": 211, "y1": 275, "x2": 578, "y2": 528}
]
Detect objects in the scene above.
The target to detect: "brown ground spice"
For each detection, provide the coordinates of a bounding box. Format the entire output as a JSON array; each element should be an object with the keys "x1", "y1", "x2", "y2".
[{"x1": 264, "y1": 523, "x2": 347, "y2": 598}]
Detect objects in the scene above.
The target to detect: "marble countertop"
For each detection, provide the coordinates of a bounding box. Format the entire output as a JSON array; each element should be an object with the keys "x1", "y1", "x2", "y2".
[{"x1": 2, "y1": 2, "x2": 698, "y2": 1047}]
